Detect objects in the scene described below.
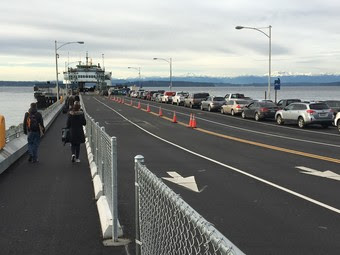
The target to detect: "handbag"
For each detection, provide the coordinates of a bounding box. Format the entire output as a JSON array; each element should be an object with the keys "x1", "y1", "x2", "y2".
[{"x1": 61, "y1": 127, "x2": 71, "y2": 145}]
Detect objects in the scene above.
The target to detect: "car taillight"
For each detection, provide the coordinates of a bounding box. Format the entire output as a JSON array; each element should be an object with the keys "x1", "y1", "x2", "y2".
[
  {"x1": 260, "y1": 107, "x2": 269, "y2": 112},
  {"x1": 306, "y1": 109, "x2": 315, "y2": 114},
  {"x1": 236, "y1": 105, "x2": 241, "y2": 109}
]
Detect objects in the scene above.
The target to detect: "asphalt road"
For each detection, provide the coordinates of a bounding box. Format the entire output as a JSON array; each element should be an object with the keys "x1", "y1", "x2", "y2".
[{"x1": 83, "y1": 95, "x2": 340, "y2": 255}]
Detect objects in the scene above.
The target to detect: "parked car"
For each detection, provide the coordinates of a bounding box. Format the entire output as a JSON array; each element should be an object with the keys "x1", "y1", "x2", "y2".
[
  {"x1": 146, "y1": 91, "x2": 157, "y2": 100},
  {"x1": 184, "y1": 93, "x2": 210, "y2": 108},
  {"x1": 155, "y1": 94, "x2": 163, "y2": 103},
  {"x1": 151, "y1": 93, "x2": 159, "y2": 101},
  {"x1": 172, "y1": 91, "x2": 189, "y2": 106},
  {"x1": 200, "y1": 96, "x2": 225, "y2": 111},
  {"x1": 275, "y1": 102, "x2": 333, "y2": 128},
  {"x1": 224, "y1": 93, "x2": 247, "y2": 101},
  {"x1": 162, "y1": 91, "x2": 176, "y2": 103},
  {"x1": 221, "y1": 99, "x2": 252, "y2": 115},
  {"x1": 324, "y1": 100, "x2": 340, "y2": 115},
  {"x1": 276, "y1": 99, "x2": 301, "y2": 109},
  {"x1": 242, "y1": 101, "x2": 279, "y2": 121},
  {"x1": 334, "y1": 112, "x2": 340, "y2": 133}
]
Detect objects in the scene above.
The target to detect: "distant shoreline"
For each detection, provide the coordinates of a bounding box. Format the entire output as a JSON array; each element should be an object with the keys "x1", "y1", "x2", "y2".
[{"x1": 1, "y1": 80, "x2": 340, "y2": 87}]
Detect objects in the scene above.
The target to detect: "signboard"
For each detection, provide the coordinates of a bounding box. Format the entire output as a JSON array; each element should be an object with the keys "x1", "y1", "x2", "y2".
[{"x1": 274, "y1": 78, "x2": 281, "y2": 90}]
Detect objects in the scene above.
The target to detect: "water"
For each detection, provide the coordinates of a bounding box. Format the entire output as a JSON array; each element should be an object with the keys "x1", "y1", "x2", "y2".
[
  {"x1": 0, "y1": 86, "x2": 35, "y2": 128},
  {"x1": 1, "y1": 85, "x2": 340, "y2": 128}
]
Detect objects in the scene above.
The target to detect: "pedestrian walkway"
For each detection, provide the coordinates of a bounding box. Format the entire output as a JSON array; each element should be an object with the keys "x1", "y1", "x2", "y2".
[{"x1": 0, "y1": 112, "x2": 128, "y2": 255}]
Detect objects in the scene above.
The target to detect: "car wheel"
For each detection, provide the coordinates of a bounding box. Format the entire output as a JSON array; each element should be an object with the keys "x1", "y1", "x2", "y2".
[
  {"x1": 298, "y1": 117, "x2": 305, "y2": 128},
  {"x1": 276, "y1": 115, "x2": 283, "y2": 125},
  {"x1": 177, "y1": 101, "x2": 180, "y2": 106},
  {"x1": 190, "y1": 103, "x2": 193, "y2": 108},
  {"x1": 231, "y1": 109, "x2": 235, "y2": 116},
  {"x1": 338, "y1": 120, "x2": 340, "y2": 133},
  {"x1": 200, "y1": 104, "x2": 204, "y2": 111},
  {"x1": 221, "y1": 108, "x2": 224, "y2": 114},
  {"x1": 208, "y1": 105, "x2": 211, "y2": 112},
  {"x1": 255, "y1": 112, "x2": 260, "y2": 121},
  {"x1": 242, "y1": 111, "x2": 246, "y2": 119}
]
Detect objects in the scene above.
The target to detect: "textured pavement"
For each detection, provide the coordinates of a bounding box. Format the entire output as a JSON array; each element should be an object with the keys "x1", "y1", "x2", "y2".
[{"x1": 0, "y1": 111, "x2": 130, "y2": 255}]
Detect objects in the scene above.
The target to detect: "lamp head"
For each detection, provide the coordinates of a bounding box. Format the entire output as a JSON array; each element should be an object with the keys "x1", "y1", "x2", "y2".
[{"x1": 235, "y1": 26, "x2": 244, "y2": 30}]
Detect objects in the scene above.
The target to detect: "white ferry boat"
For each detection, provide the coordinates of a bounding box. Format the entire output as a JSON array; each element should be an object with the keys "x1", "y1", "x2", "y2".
[{"x1": 63, "y1": 52, "x2": 112, "y2": 93}]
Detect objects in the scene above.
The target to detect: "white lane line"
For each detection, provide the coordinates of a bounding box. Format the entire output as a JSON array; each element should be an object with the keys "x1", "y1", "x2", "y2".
[
  {"x1": 127, "y1": 98, "x2": 340, "y2": 146},
  {"x1": 95, "y1": 97, "x2": 340, "y2": 214}
]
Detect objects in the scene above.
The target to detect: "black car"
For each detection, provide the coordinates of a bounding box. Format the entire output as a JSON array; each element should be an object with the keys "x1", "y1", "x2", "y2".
[
  {"x1": 242, "y1": 101, "x2": 279, "y2": 121},
  {"x1": 324, "y1": 100, "x2": 340, "y2": 115}
]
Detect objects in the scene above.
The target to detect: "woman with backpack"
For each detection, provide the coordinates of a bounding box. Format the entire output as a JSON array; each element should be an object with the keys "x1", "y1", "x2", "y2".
[
  {"x1": 23, "y1": 102, "x2": 45, "y2": 163},
  {"x1": 66, "y1": 101, "x2": 86, "y2": 163}
]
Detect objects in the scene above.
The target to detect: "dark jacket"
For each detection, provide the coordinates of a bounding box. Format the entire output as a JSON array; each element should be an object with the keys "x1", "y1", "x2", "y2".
[
  {"x1": 66, "y1": 110, "x2": 86, "y2": 144},
  {"x1": 23, "y1": 108, "x2": 45, "y2": 135}
]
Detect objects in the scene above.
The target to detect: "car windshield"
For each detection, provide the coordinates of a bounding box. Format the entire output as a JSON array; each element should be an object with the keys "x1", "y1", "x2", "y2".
[
  {"x1": 236, "y1": 100, "x2": 249, "y2": 104},
  {"x1": 213, "y1": 97, "x2": 225, "y2": 101},
  {"x1": 193, "y1": 93, "x2": 209, "y2": 98},
  {"x1": 259, "y1": 102, "x2": 276, "y2": 107},
  {"x1": 231, "y1": 93, "x2": 245, "y2": 98},
  {"x1": 326, "y1": 101, "x2": 340, "y2": 107},
  {"x1": 310, "y1": 103, "x2": 330, "y2": 110}
]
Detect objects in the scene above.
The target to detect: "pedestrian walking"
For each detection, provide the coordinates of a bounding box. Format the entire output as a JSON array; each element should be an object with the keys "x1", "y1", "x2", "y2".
[
  {"x1": 66, "y1": 101, "x2": 86, "y2": 163},
  {"x1": 23, "y1": 102, "x2": 45, "y2": 163}
]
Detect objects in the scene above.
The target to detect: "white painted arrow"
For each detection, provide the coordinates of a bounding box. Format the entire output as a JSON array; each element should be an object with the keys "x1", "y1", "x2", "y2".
[
  {"x1": 162, "y1": 171, "x2": 199, "y2": 192},
  {"x1": 296, "y1": 166, "x2": 340, "y2": 181}
]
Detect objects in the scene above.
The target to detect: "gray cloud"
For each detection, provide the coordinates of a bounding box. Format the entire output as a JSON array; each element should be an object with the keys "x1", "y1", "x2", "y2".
[{"x1": 1, "y1": 0, "x2": 340, "y2": 80}]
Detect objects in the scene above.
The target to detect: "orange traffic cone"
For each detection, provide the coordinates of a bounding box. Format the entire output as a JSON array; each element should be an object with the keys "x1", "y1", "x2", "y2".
[
  {"x1": 172, "y1": 111, "x2": 177, "y2": 123},
  {"x1": 159, "y1": 107, "x2": 163, "y2": 116},
  {"x1": 137, "y1": 101, "x2": 141, "y2": 109},
  {"x1": 147, "y1": 104, "x2": 151, "y2": 112},
  {"x1": 188, "y1": 114, "x2": 193, "y2": 127},
  {"x1": 191, "y1": 114, "x2": 197, "y2": 128}
]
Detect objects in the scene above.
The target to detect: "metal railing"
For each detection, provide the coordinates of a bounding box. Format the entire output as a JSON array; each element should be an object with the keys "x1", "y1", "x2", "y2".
[
  {"x1": 5, "y1": 100, "x2": 63, "y2": 143},
  {"x1": 80, "y1": 97, "x2": 119, "y2": 241},
  {"x1": 135, "y1": 156, "x2": 245, "y2": 255}
]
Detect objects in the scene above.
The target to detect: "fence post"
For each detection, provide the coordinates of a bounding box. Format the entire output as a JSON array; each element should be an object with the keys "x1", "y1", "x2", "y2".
[
  {"x1": 95, "y1": 122, "x2": 99, "y2": 170},
  {"x1": 111, "y1": 136, "x2": 118, "y2": 241},
  {"x1": 134, "y1": 155, "x2": 144, "y2": 255},
  {"x1": 0, "y1": 115, "x2": 5, "y2": 150}
]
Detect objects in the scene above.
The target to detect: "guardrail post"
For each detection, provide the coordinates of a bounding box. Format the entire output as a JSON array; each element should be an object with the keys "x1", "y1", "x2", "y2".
[
  {"x1": 134, "y1": 155, "x2": 144, "y2": 255},
  {"x1": 111, "y1": 136, "x2": 118, "y2": 241}
]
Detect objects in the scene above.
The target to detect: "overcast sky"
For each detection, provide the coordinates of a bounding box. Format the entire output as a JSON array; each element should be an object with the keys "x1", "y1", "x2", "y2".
[{"x1": 1, "y1": 0, "x2": 340, "y2": 81}]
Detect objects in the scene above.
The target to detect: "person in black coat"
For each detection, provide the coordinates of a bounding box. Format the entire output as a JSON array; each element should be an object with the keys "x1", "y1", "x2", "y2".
[
  {"x1": 66, "y1": 101, "x2": 86, "y2": 163},
  {"x1": 23, "y1": 102, "x2": 45, "y2": 163}
]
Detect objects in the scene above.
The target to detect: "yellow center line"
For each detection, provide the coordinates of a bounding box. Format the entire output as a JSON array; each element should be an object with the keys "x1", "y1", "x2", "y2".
[{"x1": 115, "y1": 99, "x2": 340, "y2": 164}]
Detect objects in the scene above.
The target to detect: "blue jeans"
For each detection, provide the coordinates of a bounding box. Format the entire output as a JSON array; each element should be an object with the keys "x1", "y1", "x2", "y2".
[{"x1": 27, "y1": 132, "x2": 41, "y2": 161}]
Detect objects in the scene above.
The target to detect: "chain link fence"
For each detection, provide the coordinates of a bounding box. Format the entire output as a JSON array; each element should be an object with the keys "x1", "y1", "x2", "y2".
[
  {"x1": 135, "y1": 156, "x2": 245, "y2": 255},
  {"x1": 80, "y1": 96, "x2": 119, "y2": 241}
]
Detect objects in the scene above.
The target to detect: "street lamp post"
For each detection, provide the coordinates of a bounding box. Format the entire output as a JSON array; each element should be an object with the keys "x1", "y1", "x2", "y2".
[
  {"x1": 235, "y1": 25, "x2": 272, "y2": 100},
  {"x1": 153, "y1": 57, "x2": 172, "y2": 91},
  {"x1": 128, "y1": 67, "x2": 141, "y2": 88},
  {"x1": 55, "y1": 40, "x2": 84, "y2": 101}
]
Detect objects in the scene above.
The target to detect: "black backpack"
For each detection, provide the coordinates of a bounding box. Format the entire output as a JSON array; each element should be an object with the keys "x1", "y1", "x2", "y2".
[{"x1": 27, "y1": 112, "x2": 39, "y2": 132}]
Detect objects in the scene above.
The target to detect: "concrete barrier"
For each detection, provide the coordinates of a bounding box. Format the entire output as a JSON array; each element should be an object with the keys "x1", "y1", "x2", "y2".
[{"x1": 0, "y1": 104, "x2": 63, "y2": 174}]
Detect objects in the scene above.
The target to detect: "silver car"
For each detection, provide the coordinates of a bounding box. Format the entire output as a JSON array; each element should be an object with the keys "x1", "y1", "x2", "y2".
[
  {"x1": 275, "y1": 102, "x2": 334, "y2": 128},
  {"x1": 221, "y1": 99, "x2": 252, "y2": 115},
  {"x1": 200, "y1": 96, "x2": 225, "y2": 111}
]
